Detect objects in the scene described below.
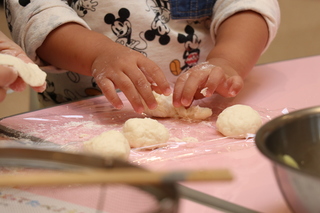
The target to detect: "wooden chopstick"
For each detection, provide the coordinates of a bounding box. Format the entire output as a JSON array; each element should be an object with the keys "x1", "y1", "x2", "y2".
[{"x1": 0, "y1": 168, "x2": 232, "y2": 186}]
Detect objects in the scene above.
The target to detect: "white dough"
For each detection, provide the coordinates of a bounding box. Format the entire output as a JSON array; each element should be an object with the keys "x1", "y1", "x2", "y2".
[
  {"x1": 216, "y1": 104, "x2": 262, "y2": 138},
  {"x1": 122, "y1": 118, "x2": 169, "y2": 148},
  {"x1": 143, "y1": 91, "x2": 212, "y2": 120},
  {"x1": 0, "y1": 54, "x2": 46, "y2": 87},
  {"x1": 83, "y1": 130, "x2": 130, "y2": 160}
]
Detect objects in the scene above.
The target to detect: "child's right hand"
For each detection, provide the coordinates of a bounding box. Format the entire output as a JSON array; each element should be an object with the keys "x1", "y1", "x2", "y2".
[
  {"x1": 36, "y1": 23, "x2": 171, "y2": 112},
  {"x1": 91, "y1": 42, "x2": 171, "y2": 114}
]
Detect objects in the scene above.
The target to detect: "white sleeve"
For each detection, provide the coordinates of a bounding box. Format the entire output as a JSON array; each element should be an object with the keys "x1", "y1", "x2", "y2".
[
  {"x1": 6, "y1": 0, "x2": 90, "y2": 64},
  {"x1": 210, "y1": 0, "x2": 281, "y2": 52}
]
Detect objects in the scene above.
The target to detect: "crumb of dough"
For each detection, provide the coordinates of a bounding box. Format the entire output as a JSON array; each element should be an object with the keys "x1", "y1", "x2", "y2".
[
  {"x1": 122, "y1": 118, "x2": 169, "y2": 148},
  {"x1": 143, "y1": 91, "x2": 212, "y2": 120},
  {"x1": 216, "y1": 104, "x2": 262, "y2": 138},
  {"x1": 83, "y1": 130, "x2": 130, "y2": 160},
  {"x1": 200, "y1": 87, "x2": 208, "y2": 96},
  {"x1": 0, "y1": 54, "x2": 46, "y2": 87}
]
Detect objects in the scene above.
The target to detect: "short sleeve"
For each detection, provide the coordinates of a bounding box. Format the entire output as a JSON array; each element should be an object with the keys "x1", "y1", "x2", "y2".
[
  {"x1": 210, "y1": 0, "x2": 281, "y2": 52},
  {"x1": 6, "y1": 0, "x2": 90, "y2": 64}
]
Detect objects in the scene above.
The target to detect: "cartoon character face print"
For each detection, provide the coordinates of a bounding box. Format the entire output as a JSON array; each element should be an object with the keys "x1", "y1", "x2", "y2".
[
  {"x1": 105, "y1": 8, "x2": 132, "y2": 44},
  {"x1": 104, "y1": 8, "x2": 147, "y2": 56},
  {"x1": 144, "y1": 0, "x2": 171, "y2": 45},
  {"x1": 70, "y1": 0, "x2": 98, "y2": 17},
  {"x1": 181, "y1": 29, "x2": 201, "y2": 54},
  {"x1": 169, "y1": 25, "x2": 201, "y2": 76}
]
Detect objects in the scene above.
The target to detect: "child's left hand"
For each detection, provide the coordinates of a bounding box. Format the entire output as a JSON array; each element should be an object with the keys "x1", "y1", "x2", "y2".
[
  {"x1": 172, "y1": 61, "x2": 244, "y2": 107},
  {"x1": 0, "y1": 31, "x2": 46, "y2": 103}
]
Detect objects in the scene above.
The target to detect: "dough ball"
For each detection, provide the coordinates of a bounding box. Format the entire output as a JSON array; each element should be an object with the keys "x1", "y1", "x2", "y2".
[
  {"x1": 216, "y1": 104, "x2": 262, "y2": 138},
  {"x1": 0, "y1": 54, "x2": 46, "y2": 87},
  {"x1": 143, "y1": 91, "x2": 212, "y2": 120},
  {"x1": 83, "y1": 130, "x2": 130, "y2": 160},
  {"x1": 122, "y1": 118, "x2": 169, "y2": 148}
]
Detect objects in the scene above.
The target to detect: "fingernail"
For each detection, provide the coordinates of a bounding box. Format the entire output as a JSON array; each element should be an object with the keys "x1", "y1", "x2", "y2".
[
  {"x1": 181, "y1": 98, "x2": 190, "y2": 106},
  {"x1": 164, "y1": 88, "x2": 172, "y2": 96},
  {"x1": 115, "y1": 103, "x2": 124, "y2": 110},
  {"x1": 149, "y1": 102, "x2": 158, "y2": 110},
  {"x1": 173, "y1": 100, "x2": 181, "y2": 108},
  {"x1": 228, "y1": 89, "x2": 237, "y2": 97},
  {"x1": 135, "y1": 106, "x2": 144, "y2": 114}
]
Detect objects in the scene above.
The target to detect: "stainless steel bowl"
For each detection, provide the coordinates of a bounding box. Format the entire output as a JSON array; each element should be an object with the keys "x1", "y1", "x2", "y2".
[{"x1": 255, "y1": 106, "x2": 320, "y2": 213}]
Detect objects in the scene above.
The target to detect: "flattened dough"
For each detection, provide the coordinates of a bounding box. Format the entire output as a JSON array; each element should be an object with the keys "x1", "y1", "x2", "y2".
[
  {"x1": 122, "y1": 118, "x2": 169, "y2": 148},
  {"x1": 0, "y1": 54, "x2": 46, "y2": 87},
  {"x1": 143, "y1": 91, "x2": 212, "y2": 120},
  {"x1": 83, "y1": 130, "x2": 131, "y2": 160},
  {"x1": 216, "y1": 104, "x2": 262, "y2": 138}
]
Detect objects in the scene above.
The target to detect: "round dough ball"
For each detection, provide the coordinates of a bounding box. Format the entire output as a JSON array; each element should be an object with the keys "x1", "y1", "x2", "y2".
[
  {"x1": 216, "y1": 104, "x2": 262, "y2": 138},
  {"x1": 83, "y1": 130, "x2": 130, "y2": 160},
  {"x1": 122, "y1": 118, "x2": 169, "y2": 148}
]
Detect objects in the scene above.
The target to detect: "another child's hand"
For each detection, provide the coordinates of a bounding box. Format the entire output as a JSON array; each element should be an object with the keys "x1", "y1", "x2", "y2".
[
  {"x1": 172, "y1": 61, "x2": 244, "y2": 107},
  {"x1": 0, "y1": 31, "x2": 46, "y2": 103},
  {"x1": 91, "y1": 43, "x2": 171, "y2": 113}
]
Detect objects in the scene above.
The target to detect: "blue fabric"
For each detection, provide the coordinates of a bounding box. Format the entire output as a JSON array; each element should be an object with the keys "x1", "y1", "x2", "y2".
[{"x1": 169, "y1": 0, "x2": 217, "y2": 19}]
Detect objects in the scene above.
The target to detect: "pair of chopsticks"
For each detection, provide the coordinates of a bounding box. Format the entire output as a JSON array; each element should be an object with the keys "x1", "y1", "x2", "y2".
[{"x1": 0, "y1": 168, "x2": 232, "y2": 187}]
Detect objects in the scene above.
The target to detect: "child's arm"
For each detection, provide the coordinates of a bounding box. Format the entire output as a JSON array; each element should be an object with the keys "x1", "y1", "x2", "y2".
[
  {"x1": 173, "y1": 11, "x2": 270, "y2": 107},
  {"x1": 36, "y1": 23, "x2": 171, "y2": 113}
]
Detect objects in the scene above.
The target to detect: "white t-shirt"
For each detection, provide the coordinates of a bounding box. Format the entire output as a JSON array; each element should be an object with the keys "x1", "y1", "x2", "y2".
[{"x1": 5, "y1": 0, "x2": 280, "y2": 106}]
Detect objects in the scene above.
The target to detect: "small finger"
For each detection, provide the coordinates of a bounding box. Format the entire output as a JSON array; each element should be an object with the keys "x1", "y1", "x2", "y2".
[
  {"x1": 125, "y1": 67, "x2": 157, "y2": 110},
  {"x1": 138, "y1": 58, "x2": 172, "y2": 95},
  {"x1": 216, "y1": 76, "x2": 244, "y2": 97},
  {"x1": 32, "y1": 82, "x2": 47, "y2": 93},
  {"x1": 173, "y1": 72, "x2": 190, "y2": 107},
  {"x1": 112, "y1": 74, "x2": 148, "y2": 114},
  {"x1": 180, "y1": 72, "x2": 210, "y2": 107},
  {"x1": 97, "y1": 77, "x2": 124, "y2": 110},
  {"x1": 202, "y1": 66, "x2": 225, "y2": 97}
]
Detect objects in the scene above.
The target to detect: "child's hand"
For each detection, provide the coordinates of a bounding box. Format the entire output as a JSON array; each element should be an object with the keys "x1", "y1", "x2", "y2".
[
  {"x1": 172, "y1": 61, "x2": 244, "y2": 107},
  {"x1": 91, "y1": 42, "x2": 171, "y2": 113},
  {"x1": 0, "y1": 31, "x2": 46, "y2": 102}
]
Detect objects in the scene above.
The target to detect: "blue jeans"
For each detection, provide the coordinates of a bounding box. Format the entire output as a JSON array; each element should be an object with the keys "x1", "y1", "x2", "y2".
[{"x1": 169, "y1": 0, "x2": 217, "y2": 19}]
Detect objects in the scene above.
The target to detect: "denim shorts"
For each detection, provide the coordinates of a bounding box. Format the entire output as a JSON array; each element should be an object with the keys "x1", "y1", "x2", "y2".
[{"x1": 169, "y1": 0, "x2": 217, "y2": 19}]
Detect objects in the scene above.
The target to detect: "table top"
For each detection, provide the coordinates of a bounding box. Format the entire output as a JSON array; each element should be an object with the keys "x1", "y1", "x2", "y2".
[{"x1": 1, "y1": 55, "x2": 320, "y2": 213}]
